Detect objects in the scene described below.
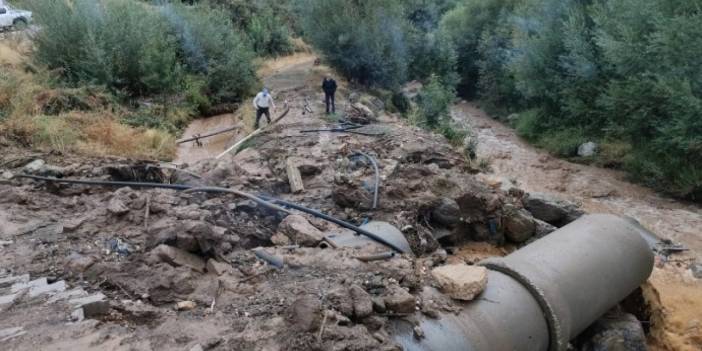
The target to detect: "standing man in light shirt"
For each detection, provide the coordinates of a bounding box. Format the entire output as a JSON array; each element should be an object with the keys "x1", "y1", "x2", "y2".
[{"x1": 253, "y1": 88, "x2": 275, "y2": 129}]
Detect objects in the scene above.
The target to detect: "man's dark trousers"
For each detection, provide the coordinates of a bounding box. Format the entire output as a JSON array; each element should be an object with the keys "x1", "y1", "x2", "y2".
[
  {"x1": 255, "y1": 107, "x2": 271, "y2": 128},
  {"x1": 325, "y1": 93, "x2": 335, "y2": 114}
]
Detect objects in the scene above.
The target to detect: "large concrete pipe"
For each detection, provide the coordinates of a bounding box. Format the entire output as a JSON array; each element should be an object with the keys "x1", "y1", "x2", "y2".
[{"x1": 391, "y1": 214, "x2": 655, "y2": 351}]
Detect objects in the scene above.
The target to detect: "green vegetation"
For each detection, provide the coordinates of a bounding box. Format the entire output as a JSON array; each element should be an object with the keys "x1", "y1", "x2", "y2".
[
  {"x1": 296, "y1": 0, "x2": 701, "y2": 201},
  {"x1": 443, "y1": 0, "x2": 702, "y2": 201},
  {"x1": 24, "y1": 0, "x2": 258, "y2": 114}
]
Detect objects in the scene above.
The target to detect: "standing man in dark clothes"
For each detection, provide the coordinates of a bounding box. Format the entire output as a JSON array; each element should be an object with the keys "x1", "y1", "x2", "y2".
[{"x1": 322, "y1": 76, "x2": 337, "y2": 114}]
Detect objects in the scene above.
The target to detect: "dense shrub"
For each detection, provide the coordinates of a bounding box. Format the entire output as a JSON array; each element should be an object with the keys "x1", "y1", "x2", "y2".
[
  {"x1": 438, "y1": 0, "x2": 702, "y2": 200},
  {"x1": 25, "y1": 0, "x2": 257, "y2": 107},
  {"x1": 204, "y1": 0, "x2": 295, "y2": 56},
  {"x1": 417, "y1": 75, "x2": 454, "y2": 128},
  {"x1": 296, "y1": 0, "x2": 411, "y2": 88}
]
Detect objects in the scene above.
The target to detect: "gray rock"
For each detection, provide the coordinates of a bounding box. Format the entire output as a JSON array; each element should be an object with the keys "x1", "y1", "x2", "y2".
[
  {"x1": 523, "y1": 192, "x2": 584, "y2": 226},
  {"x1": 503, "y1": 206, "x2": 536, "y2": 243},
  {"x1": 691, "y1": 263, "x2": 702, "y2": 279},
  {"x1": 578, "y1": 312, "x2": 646, "y2": 351},
  {"x1": 23, "y1": 159, "x2": 46, "y2": 174},
  {"x1": 276, "y1": 215, "x2": 325, "y2": 247},
  {"x1": 152, "y1": 244, "x2": 206, "y2": 273},
  {"x1": 578, "y1": 142, "x2": 599, "y2": 157},
  {"x1": 65, "y1": 253, "x2": 96, "y2": 274},
  {"x1": 384, "y1": 287, "x2": 415, "y2": 314},
  {"x1": 432, "y1": 198, "x2": 461, "y2": 227},
  {"x1": 73, "y1": 295, "x2": 109, "y2": 318},
  {"x1": 107, "y1": 198, "x2": 129, "y2": 216},
  {"x1": 534, "y1": 218, "x2": 558, "y2": 238},
  {"x1": 286, "y1": 295, "x2": 323, "y2": 332},
  {"x1": 349, "y1": 285, "x2": 373, "y2": 318}
]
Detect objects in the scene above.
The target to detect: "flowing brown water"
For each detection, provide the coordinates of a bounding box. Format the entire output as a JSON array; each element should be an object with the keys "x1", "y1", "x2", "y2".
[{"x1": 453, "y1": 102, "x2": 702, "y2": 259}]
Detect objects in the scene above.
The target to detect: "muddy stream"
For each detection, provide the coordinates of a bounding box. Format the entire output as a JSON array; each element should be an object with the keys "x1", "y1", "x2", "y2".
[{"x1": 453, "y1": 103, "x2": 702, "y2": 260}]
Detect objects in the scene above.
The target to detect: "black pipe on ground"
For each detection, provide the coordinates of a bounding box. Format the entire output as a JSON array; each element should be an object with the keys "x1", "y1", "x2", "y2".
[
  {"x1": 16, "y1": 175, "x2": 405, "y2": 253},
  {"x1": 391, "y1": 214, "x2": 655, "y2": 351}
]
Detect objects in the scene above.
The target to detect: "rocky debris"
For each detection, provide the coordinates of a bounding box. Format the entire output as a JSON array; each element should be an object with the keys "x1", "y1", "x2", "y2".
[
  {"x1": 431, "y1": 264, "x2": 487, "y2": 301},
  {"x1": 22, "y1": 159, "x2": 46, "y2": 174},
  {"x1": 332, "y1": 183, "x2": 373, "y2": 211},
  {"x1": 523, "y1": 192, "x2": 584, "y2": 226},
  {"x1": 431, "y1": 198, "x2": 461, "y2": 228},
  {"x1": 107, "y1": 197, "x2": 130, "y2": 216},
  {"x1": 175, "y1": 300, "x2": 197, "y2": 311},
  {"x1": 577, "y1": 312, "x2": 647, "y2": 351},
  {"x1": 348, "y1": 103, "x2": 376, "y2": 124},
  {"x1": 64, "y1": 253, "x2": 97, "y2": 274},
  {"x1": 276, "y1": 215, "x2": 325, "y2": 246},
  {"x1": 69, "y1": 293, "x2": 109, "y2": 318},
  {"x1": 346, "y1": 285, "x2": 374, "y2": 319},
  {"x1": 578, "y1": 142, "x2": 599, "y2": 157},
  {"x1": 206, "y1": 259, "x2": 237, "y2": 276},
  {"x1": 152, "y1": 245, "x2": 206, "y2": 273},
  {"x1": 502, "y1": 205, "x2": 536, "y2": 243},
  {"x1": 286, "y1": 295, "x2": 323, "y2": 332},
  {"x1": 383, "y1": 286, "x2": 416, "y2": 314},
  {"x1": 534, "y1": 218, "x2": 557, "y2": 238}
]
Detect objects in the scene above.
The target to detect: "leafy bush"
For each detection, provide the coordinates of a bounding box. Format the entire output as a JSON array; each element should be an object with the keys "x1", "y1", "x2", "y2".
[
  {"x1": 417, "y1": 75, "x2": 454, "y2": 127},
  {"x1": 25, "y1": 0, "x2": 257, "y2": 106},
  {"x1": 438, "y1": 0, "x2": 702, "y2": 200},
  {"x1": 296, "y1": 0, "x2": 411, "y2": 88}
]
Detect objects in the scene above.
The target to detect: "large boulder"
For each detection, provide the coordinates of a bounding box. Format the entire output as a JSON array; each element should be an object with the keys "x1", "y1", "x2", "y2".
[
  {"x1": 431, "y1": 198, "x2": 461, "y2": 228},
  {"x1": 276, "y1": 215, "x2": 325, "y2": 246},
  {"x1": 523, "y1": 192, "x2": 583, "y2": 226},
  {"x1": 577, "y1": 312, "x2": 647, "y2": 351},
  {"x1": 503, "y1": 205, "x2": 536, "y2": 243},
  {"x1": 431, "y1": 263, "x2": 487, "y2": 301}
]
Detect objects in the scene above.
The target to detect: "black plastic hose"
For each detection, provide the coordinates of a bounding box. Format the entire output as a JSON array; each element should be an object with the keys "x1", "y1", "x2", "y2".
[
  {"x1": 258, "y1": 195, "x2": 405, "y2": 253},
  {"x1": 16, "y1": 175, "x2": 404, "y2": 253}
]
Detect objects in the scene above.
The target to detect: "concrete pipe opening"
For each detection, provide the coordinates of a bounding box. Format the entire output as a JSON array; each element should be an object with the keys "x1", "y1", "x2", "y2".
[{"x1": 391, "y1": 214, "x2": 655, "y2": 351}]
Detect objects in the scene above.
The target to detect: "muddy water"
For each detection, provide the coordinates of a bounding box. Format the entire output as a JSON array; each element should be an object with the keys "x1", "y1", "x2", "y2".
[
  {"x1": 174, "y1": 113, "x2": 243, "y2": 165},
  {"x1": 453, "y1": 102, "x2": 702, "y2": 259}
]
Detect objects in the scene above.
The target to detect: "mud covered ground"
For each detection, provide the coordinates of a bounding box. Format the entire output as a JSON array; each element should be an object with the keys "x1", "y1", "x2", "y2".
[{"x1": 0, "y1": 54, "x2": 700, "y2": 351}]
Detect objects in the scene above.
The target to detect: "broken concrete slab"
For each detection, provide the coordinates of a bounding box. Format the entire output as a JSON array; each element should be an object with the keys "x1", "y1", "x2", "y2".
[
  {"x1": 0, "y1": 293, "x2": 20, "y2": 305},
  {"x1": 152, "y1": 244, "x2": 206, "y2": 273},
  {"x1": 431, "y1": 263, "x2": 487, "y2": 301},
  {"x1": 69, "y1": 294, "x2": 110, "y2": 318},
  {"x1": 0, "y1": 274, "x2": 29, "y2": 289},
  {"x1": 0, "y1": 327, "x2": 26, "y2": 342},
  {"x1": 29, "y1": 280, "x2": 66, "y2": 298},
  {"x1": 47, "y1": 288, "x2": 89, "y2": 304},
  {"x1": 11, "y1": 277, "x2": 48, "y2": 293}
]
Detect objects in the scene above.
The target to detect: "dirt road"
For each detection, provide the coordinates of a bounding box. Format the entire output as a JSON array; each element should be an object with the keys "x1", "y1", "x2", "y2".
[{"x1": 454, "y1": 103, "x2": 702, "y2": 259}]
